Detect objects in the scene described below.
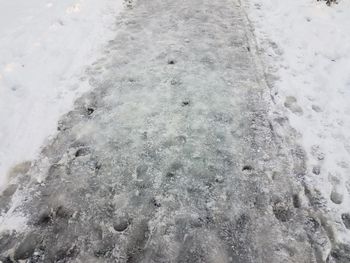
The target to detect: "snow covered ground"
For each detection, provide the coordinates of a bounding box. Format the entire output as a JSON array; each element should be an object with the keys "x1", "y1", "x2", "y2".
[
  {"x1": 0, "y1": 0, "x2": 124, "y2": 191},
  {"x1": 244, "y1": 0, "x2": 350, "y2": 250},
  {"x1": 1, "y1": 0, "x2": 349, "y2": 260},
  {"x1": 1, "y1": 0, "x2": 332, "y2": 260}
]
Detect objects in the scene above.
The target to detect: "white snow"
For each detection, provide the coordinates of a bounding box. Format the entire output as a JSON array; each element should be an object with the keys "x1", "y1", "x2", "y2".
[
  {"x1": 0, "y1": 0, "x2": 124, "y2": 191},
  {"x1": 0, "y1": 189, "x2": 28, "y2": 232},
  {"x1": 245, "y1": 0, "x2": 350, "y2": 245}
]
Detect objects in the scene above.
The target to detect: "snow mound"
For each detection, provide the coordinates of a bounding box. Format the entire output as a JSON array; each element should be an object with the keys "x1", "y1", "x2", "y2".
[
  {"x1": 245, "y1": 0, "x2": 350, "y2": 251},
  {"x1": 0, "y1": 0, "x2": 124, "y2": 191}
]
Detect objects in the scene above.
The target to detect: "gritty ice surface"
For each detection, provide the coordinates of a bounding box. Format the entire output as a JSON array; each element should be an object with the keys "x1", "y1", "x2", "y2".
[
  {"x1": 244, "y1": 0, "x2": 350, "y2": 254},
  {"x1": 0, "y1": 0, "x2": 124, "y2": 191}
]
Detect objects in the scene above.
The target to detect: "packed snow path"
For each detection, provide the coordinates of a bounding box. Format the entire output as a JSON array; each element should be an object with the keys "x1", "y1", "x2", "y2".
[{"x1": 1, "y1": 0, "x2": 347, "y2": 262}]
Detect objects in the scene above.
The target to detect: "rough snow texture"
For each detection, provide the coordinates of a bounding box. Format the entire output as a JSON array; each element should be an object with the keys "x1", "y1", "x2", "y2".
[
  {"x1": 0, "y1": 0, "x2": 124, "y2": 190},
  {"x1": 0, "y1": 0, "x2": 343, "y2": 262},
  {"x1": 244, "y1": 0, "x2": 350, "y2": 261}
]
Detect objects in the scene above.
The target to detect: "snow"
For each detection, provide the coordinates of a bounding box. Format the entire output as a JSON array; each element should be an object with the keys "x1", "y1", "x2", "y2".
[
  {"x1": 244, "y1": 0, "x2": 350, "y2": 245},
  {"x1": 0, "y1": 0, "x2": 124, "y2": 191},
  {"x1": 0, "y1": 190, "x2": 28, "y2": 233},
  {"x1": 0, "y1": 0, "x2": 349, "y2": 259}
]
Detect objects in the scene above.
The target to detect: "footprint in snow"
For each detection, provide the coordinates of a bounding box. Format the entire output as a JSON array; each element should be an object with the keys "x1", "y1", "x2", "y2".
[
  {"x1": 328, "y1": 174, "x2": 345, "y2": 205},
  {"x1": 284, "y1": 96, "x2": 303, "y2": 116},
  {"x1": 311, "y1": 105, "x2": 322, "y2": 113}
]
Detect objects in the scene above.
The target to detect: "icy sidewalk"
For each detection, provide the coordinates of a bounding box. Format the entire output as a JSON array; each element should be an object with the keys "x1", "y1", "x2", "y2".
[
  {"x1": 0, "y1": 0, "x2": 327, "y2": 261},
  {"x1": 244, "y1": 0, "x2": 350, "y2": 261},
  {"x1": 0, "y1": 0, "x2": 124, "y2": 190}
]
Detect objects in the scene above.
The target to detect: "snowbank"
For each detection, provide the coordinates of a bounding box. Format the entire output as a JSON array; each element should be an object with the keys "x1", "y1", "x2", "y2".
[
  {"x1": 0, "y1": 0, "x2": 124, "y2": 191},
  {"x1": 245, "y1": 0, "x2": 350, "y2": 248}
]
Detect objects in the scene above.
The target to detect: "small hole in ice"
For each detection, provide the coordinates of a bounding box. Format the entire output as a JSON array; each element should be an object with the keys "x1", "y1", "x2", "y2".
[
  {"x1": 182, "y1": 100, "x2": 190, "y2": 106},
  {"x1": 87, "y1": 108, "x2": 95, "y2": 115},
  {"x1": 242, "y1": 165, "x2": 253, "y2": 171}
]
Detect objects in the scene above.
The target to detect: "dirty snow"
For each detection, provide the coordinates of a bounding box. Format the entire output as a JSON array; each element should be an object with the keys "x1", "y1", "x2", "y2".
[
  {"x1": 245, "y1": 0, "x2": 350, "y2": 247},
  {"x1": 0, "y1": 0, "x2": 124, "y2": 191}
]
